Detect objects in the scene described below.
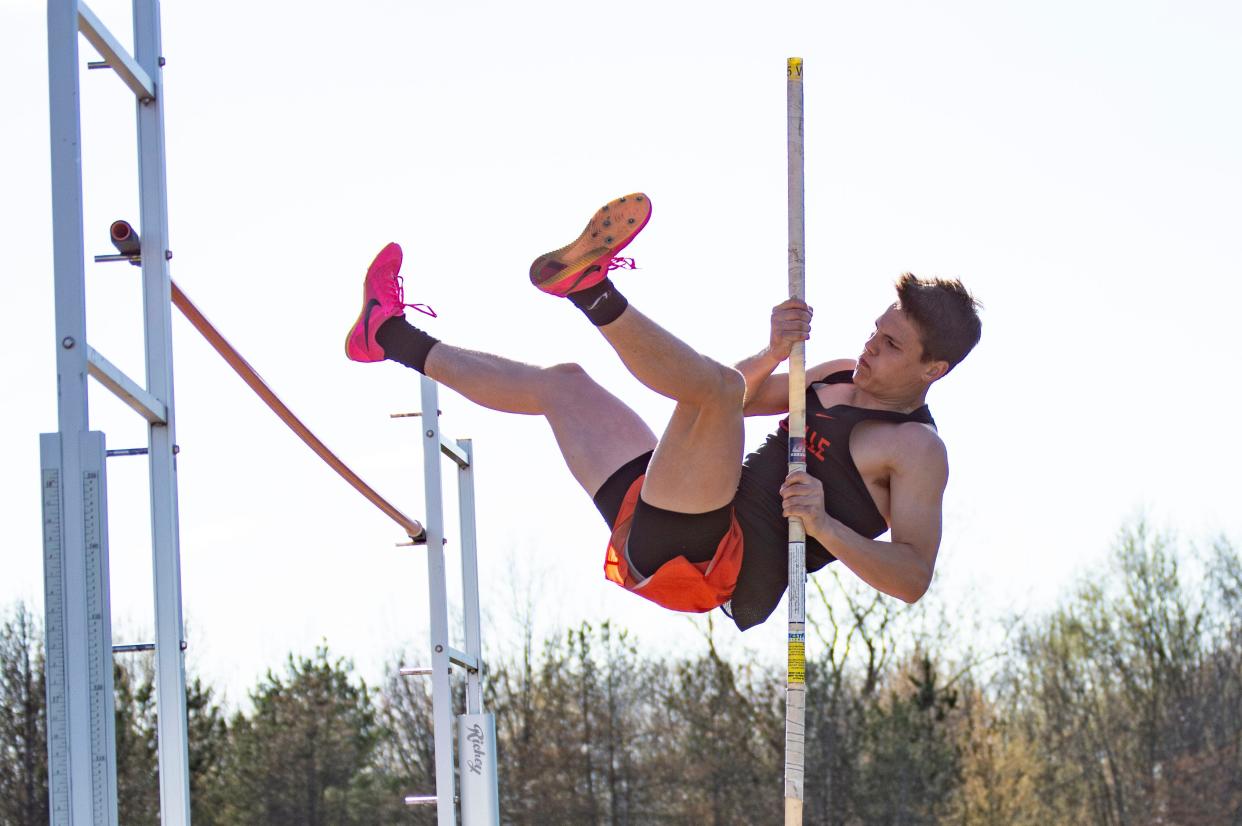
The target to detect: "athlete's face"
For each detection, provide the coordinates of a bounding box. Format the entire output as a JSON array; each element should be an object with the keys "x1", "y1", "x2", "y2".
[{"x1": 853, "y1": 306, "x2": 947, "y2": 396}]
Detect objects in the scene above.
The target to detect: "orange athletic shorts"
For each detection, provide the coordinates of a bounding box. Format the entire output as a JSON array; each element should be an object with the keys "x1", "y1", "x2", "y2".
[{"x1": 602, "y1": 474, "x2": 745, "y2": 613}]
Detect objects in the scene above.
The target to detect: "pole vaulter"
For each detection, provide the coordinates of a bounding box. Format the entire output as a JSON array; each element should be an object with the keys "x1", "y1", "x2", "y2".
[{"x1": 343, "y1": 59, "x2": 982, "y2": 820}]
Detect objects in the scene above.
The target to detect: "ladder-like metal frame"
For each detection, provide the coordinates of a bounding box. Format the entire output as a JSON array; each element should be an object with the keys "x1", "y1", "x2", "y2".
[
  {"x1": 47, "y1": 3, "x2": 500, "y2": 823},
  {"x1": 45, "y1": 1, "x2": 191, "y2": 824},
  {"x1": 405, "y1": 376, "x2": 500, "y2": 825}
]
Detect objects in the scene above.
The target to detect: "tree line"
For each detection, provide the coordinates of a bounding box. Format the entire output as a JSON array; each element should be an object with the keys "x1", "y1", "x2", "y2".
[{"x1": 2, "y1": 523, "x2": 1239, "y2": 825}]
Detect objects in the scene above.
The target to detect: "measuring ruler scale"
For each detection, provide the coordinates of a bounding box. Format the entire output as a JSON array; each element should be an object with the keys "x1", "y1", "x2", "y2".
[{"x1": 41, "y1": 432, "x2": 119, "y2": 826}]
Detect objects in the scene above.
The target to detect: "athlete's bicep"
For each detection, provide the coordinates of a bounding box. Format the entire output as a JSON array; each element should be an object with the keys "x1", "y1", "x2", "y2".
[
  {"x1": 744, "y1": 359, "x2": 858, "y2": 416},
  {"x1": 743, "y1": 371, "x2": 790, "y2": 416},
  {"x1": 886, "y1": 435, "x2": 949, "y2": 583}
]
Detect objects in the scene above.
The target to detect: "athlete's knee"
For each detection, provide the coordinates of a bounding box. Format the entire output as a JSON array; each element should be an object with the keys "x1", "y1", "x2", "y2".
[
  {"x1": 544, "y1": 362, "x2": 590, "y2": 381},
  {"x1": 539, "y1": 362, "x2": 597, "y2": 398},
  {"x1": 703, "y1": 362, "x2": 746, "y2": 407},
  {"x1": 680, "y1": 359, "x2": 745, "y2": 409}
]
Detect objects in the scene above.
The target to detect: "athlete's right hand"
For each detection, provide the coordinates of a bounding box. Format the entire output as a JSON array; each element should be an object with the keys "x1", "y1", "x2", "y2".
[{"x1": 768, "y1": 298, "x2": 813, "y2": 361}]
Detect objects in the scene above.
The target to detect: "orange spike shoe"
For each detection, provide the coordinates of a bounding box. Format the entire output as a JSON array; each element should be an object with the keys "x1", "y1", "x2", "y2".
[{"x1": 529, "y1": 193, "x2": 651, "y2": 297}]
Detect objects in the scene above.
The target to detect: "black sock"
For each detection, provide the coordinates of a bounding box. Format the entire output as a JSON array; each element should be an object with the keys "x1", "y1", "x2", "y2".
[
  {"x1": 375, "y1": 315, "x2": 440, "y2": 373},
  {"x1": 567, "y1": 277, "x2": 629, "y2": 326}
]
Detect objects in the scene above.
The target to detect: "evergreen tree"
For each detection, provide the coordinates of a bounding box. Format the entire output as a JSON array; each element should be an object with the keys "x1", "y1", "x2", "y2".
[
  {"x1": 853, "y1": 652, "x2": 961, "y2": 825},
  {"x1": 0, "y1": 604, "x2": 49, "y2": 826},
  {"x1": 113, "y1": 655, "x2": 160, "y2": 825},
  {"x1": 218, "y1": 646, "x2": 392, "y2": 826},
  {"x1": 187, "y1": 675, "x2": 234, "y2": 826}
]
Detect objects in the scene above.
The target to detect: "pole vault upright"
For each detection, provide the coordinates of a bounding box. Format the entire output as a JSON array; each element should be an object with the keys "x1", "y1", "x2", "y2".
[
  {"x1": 46, "y1": 3, "x2": 431, "y2": 823},
  {"x1": 784, "y1": 55, "x2": 808, "y2": 825},
  {"x1": 44, "y1": 1, "x2": 191, "y2": 823},
  {"x1": 402, "y1": 375, "x2": 499, "y2": 825}
]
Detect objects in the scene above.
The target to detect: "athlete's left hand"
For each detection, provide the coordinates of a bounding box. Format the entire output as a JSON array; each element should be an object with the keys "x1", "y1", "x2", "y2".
[
  {"x1": 768, "y1": 298, "x2": 813, "y2": 361},
  {"x1": 781, "y1": 470, "x2": 829, "y2": 535}
]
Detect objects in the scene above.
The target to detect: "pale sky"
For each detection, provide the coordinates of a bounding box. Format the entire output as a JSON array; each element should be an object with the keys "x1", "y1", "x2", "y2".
[{"x1": 2, "y1": 0, "x2": 1240, "y2": 703}]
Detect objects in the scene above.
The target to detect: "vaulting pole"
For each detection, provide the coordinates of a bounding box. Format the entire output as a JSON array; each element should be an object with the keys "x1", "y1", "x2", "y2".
[{"x1": 784, "y1": 55, "x2": 807, "y2": 826}]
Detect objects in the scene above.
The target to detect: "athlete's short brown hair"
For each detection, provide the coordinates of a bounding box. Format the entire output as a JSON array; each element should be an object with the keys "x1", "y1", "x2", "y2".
[{"x1": 894, "y1": 273, "x2": 982, "y2": 372}]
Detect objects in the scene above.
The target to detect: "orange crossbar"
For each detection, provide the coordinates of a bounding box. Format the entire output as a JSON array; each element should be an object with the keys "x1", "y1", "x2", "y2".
[{"x1": 170, "y1": 281, "x2": 425, "y2": 541}]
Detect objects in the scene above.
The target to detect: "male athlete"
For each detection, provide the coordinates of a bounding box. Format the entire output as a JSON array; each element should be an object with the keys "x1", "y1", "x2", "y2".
[{"x1": 346, "y1": 194, "x2": 981, "y2": 631}]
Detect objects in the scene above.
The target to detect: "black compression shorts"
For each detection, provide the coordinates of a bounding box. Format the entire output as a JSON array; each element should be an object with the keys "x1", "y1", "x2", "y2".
[{"x1": 591, "y1": 451, "x2": 732, "y2": 579}]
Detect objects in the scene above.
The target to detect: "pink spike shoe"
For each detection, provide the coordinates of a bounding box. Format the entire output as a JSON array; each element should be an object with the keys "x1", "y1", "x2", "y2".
[
  {"x1": 529, "y1": 193, "x2": 651, "y2": 296},
  {"x1": 345, "y1": 242, "x2": 436, "y2": 363}
]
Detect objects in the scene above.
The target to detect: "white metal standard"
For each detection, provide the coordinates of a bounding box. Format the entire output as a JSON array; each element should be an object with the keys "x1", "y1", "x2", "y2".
[
  {"x1": 40, "y1": 433, "x2": 119, "y2": 826},
  {"x1": 132, "y1": 4, "x2": 194, "y2": 820},
  {"x1": 409, "y1": 376, "x2": 500, "y2": 825},
  {"x1": 44, "y1": 1, "x2": 192, "y2": 823},
  {"x1": 76, "y1": 2, "x2": 154, "y2": 100},
  {"x1": 86, "y1": 346, "x2": 167, "y2": 424},
  {"x1": 46, "y1": 2, "x2": 109, "y2": 818}
]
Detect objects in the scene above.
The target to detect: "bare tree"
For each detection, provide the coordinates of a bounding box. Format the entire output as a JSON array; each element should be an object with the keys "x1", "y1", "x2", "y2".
[{"x1": 1003, "y1": 524, "x2": 1242, "y2": 825}]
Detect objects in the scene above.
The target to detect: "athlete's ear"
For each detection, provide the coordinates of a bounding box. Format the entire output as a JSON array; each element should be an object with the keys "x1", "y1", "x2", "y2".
[{"x1": 924, "y1": 360, "x2": 950, "y2": 382}]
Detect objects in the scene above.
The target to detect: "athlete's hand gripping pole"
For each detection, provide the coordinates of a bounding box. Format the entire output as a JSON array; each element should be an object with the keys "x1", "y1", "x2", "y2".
[{"x1": 784, "y1": 55, "x2": 808, "y2": 826}]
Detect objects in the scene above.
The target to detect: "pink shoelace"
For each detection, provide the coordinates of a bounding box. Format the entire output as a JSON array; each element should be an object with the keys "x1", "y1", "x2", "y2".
[
  {"x1": 392, "y1": 274, "x2": 437, "y2": 318},
  {"x1": 607, "y1": 257, "x2": 637, "y2": 272}
]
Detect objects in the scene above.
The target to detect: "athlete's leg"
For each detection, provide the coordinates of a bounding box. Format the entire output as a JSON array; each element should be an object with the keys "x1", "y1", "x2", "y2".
[
  {"x1": 529, "y1": 194, "x2": 745, "y2": 514},
  {"x1": 423, "y1": 345, "x2": 656, "y2": 495},
  {"x1": 346, "y1": 243, "x2": 655, "y2": 496},
  {"x1": 596, "y1": 306, "x2": 746, "y2": 514}
]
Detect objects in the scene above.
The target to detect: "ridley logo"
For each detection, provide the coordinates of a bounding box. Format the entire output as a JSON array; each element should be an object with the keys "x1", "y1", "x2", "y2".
[{"x1": 465, "y1": 723, "x2": 486, "y2": 775}]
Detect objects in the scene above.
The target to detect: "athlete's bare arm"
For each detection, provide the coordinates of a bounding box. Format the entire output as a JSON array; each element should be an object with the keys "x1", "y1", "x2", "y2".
[
  {"x1": 780, "y1": 424, "x2": 948, "y2": 603},
  {"x1": 741, "y1": 358, "x2": 857, "y2": 416},
  {"x1": 736, "y1": 299, "x2": 854, "y2": 416}
]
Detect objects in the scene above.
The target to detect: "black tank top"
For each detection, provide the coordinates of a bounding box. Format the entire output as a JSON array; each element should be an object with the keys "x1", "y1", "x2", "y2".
[{"x1": 732, "y1": 370, "x2": 936, "y2": 572}]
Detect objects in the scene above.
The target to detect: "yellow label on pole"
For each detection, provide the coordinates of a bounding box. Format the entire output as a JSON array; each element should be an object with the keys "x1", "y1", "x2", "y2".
[
  {"x1": 788, "y1": 634, "x2": 806, "y2": 684},
  {"x1": 787, "y1": 57, "x2": 803, "y2": 81}
]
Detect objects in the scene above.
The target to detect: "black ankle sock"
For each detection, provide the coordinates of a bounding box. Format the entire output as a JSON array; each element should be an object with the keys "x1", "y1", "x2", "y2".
[
  {"x1": 567, "y1": 277, "x2": 629, "y2": 326},
  {"x1": 375, "y1": 316, "x2": 440, "y2": 373}
]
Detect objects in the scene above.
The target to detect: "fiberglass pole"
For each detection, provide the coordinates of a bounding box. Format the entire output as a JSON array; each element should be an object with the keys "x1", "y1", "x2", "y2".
[{"x1": 784, "y1": 55, "x2": 807, "y2": 826}]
